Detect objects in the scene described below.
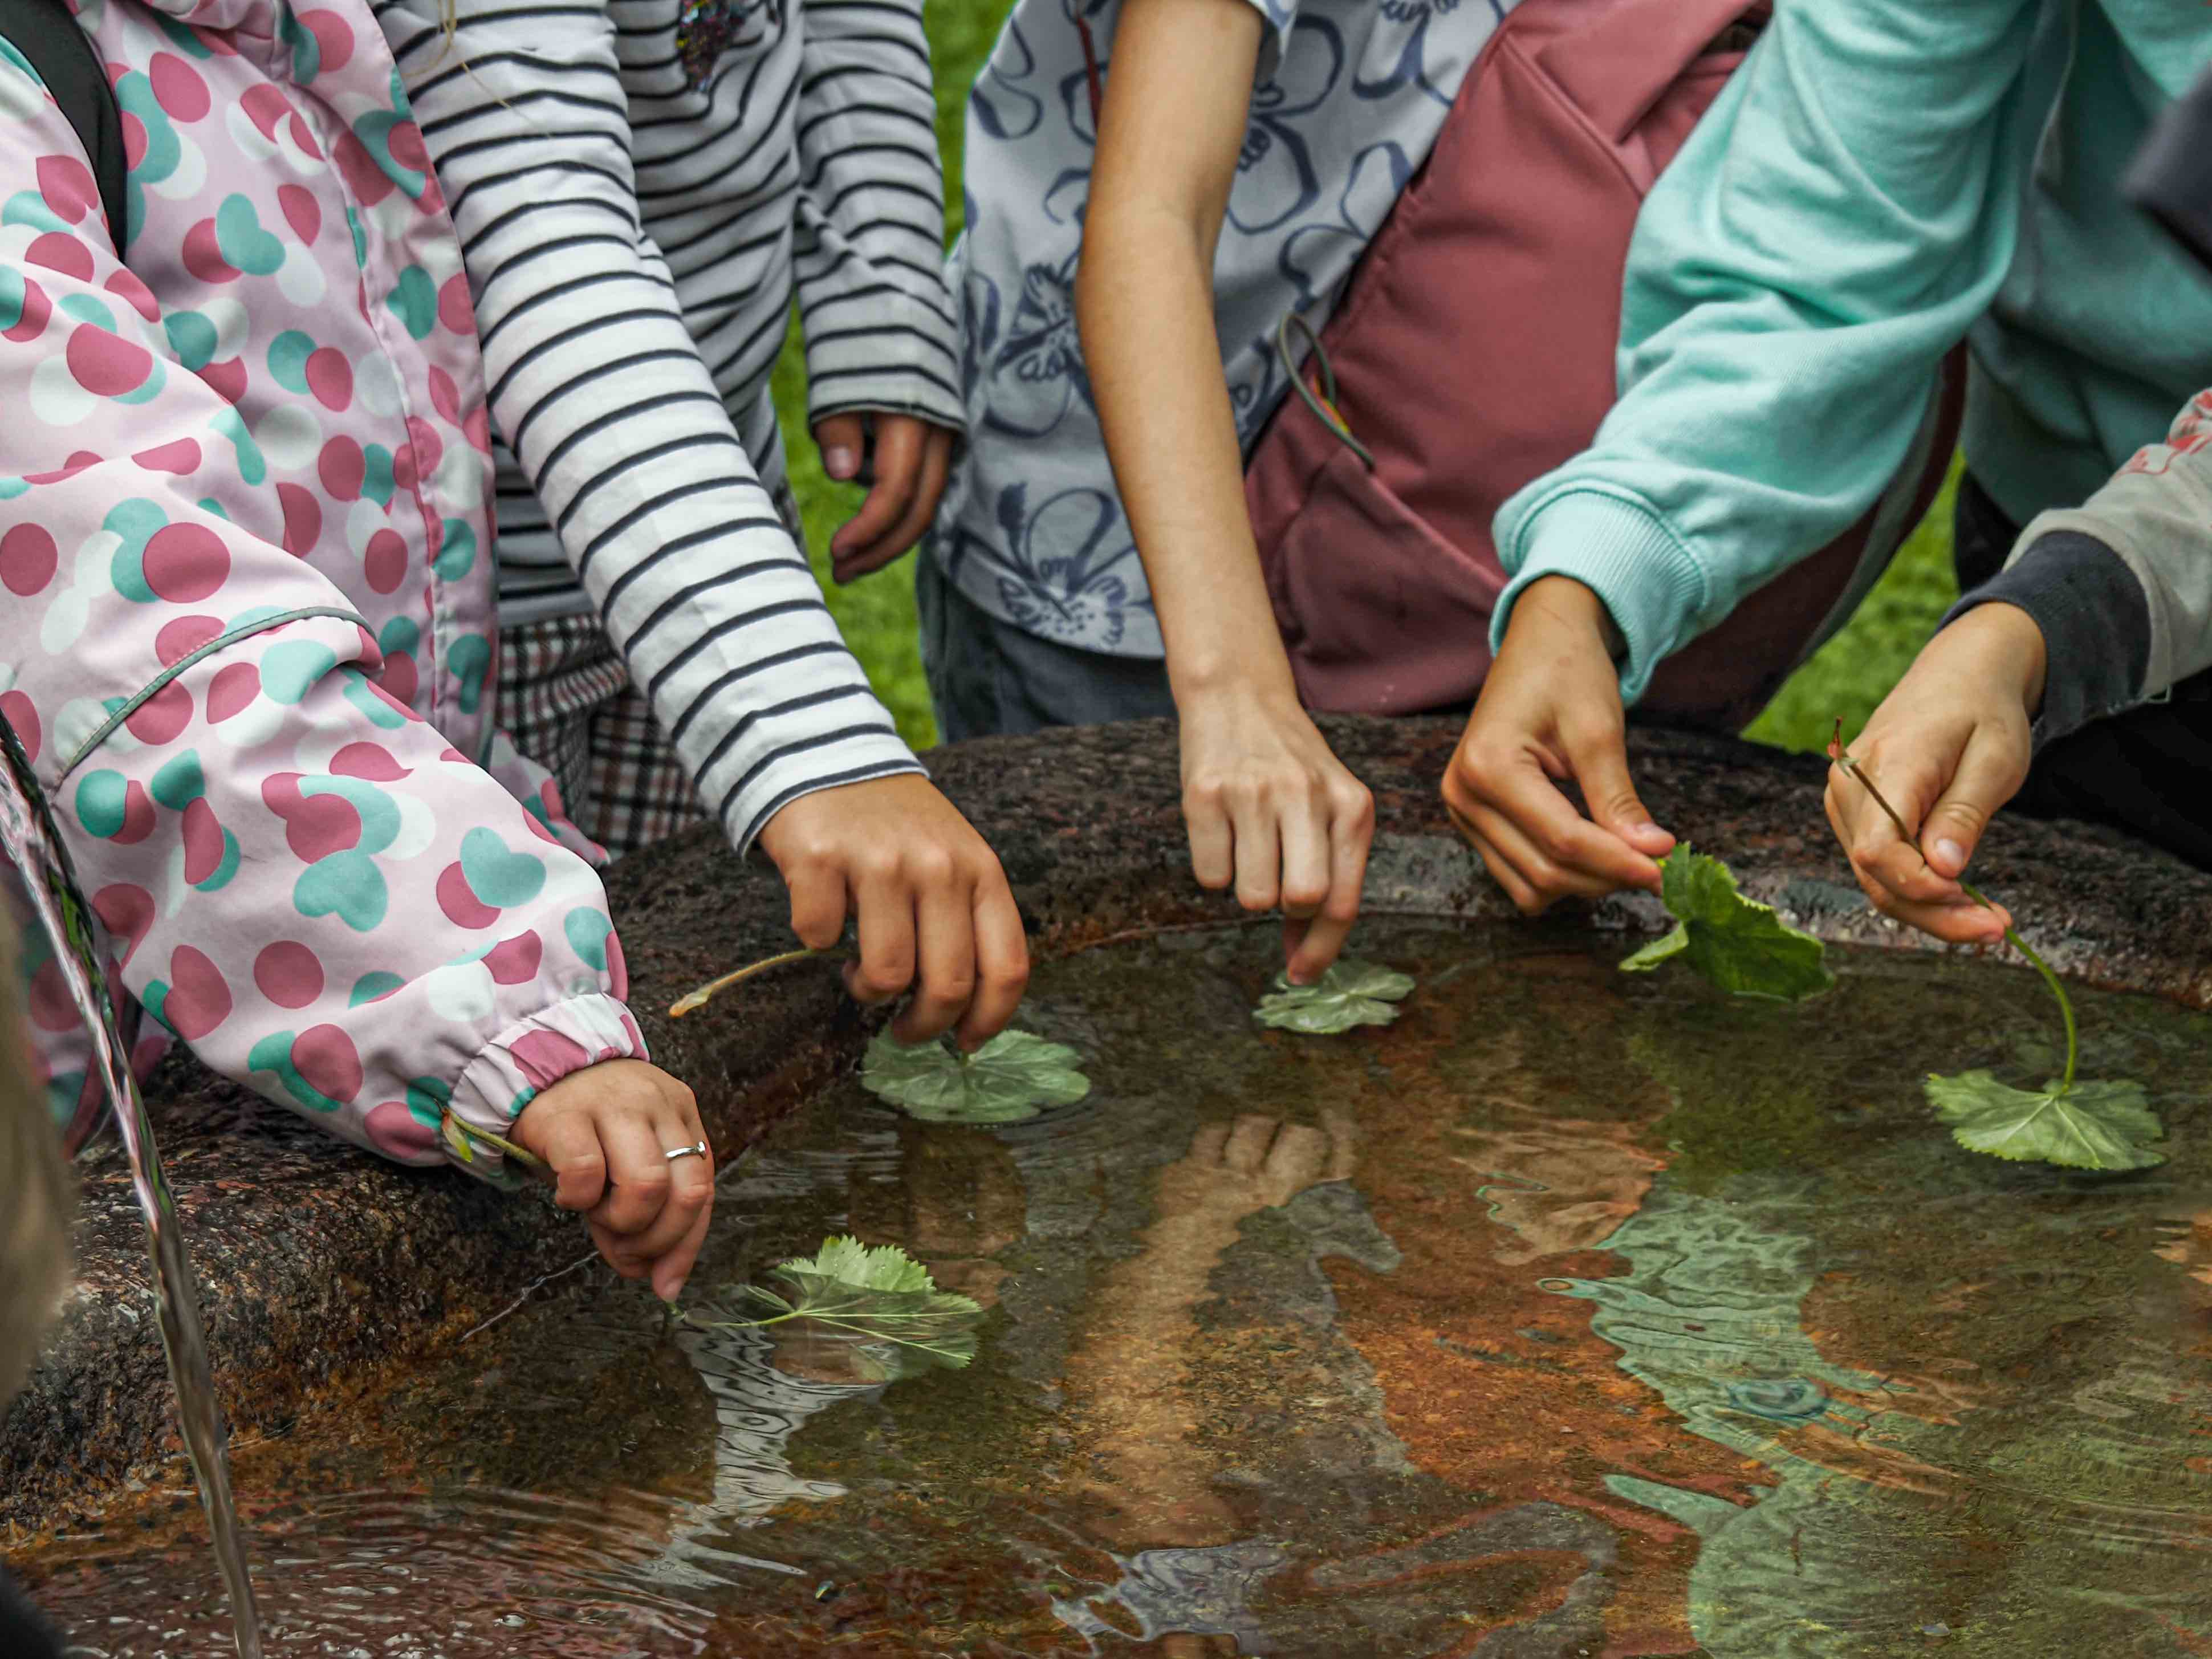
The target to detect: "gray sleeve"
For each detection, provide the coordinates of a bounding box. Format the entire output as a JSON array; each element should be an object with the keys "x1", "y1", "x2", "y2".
[
  {"x1": 1943, "y1": 530, "x2": 2151, "y2": 750},
  {"x1": 1997, "y1": 391, "x2": 2212, "y2": 704}
]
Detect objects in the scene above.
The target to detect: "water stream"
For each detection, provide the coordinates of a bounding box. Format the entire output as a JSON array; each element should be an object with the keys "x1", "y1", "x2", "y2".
[
  {"x1": 1, "y1": 727, "x2": 264, "y2": 1659},
  {"x1": 11, "y1": 915, "x2": 2211, "y2": 1656}
]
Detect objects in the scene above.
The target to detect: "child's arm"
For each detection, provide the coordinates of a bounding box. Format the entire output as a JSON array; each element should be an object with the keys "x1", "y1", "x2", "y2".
[
  {"x1": 380, "y1": 0, "x2": 1027, "y2": 1047},
  {"x1": 793, "y1": 0, "x2": 965, "y2": 580},
  {"x1": 1451, "y1": 0, "x2": 2039, "y2": 916},
  {"x1": 1826, "y1": 388, "x2": 2212, "y2": 942},
  {"x1": 1, "y1": 54, "x2": 714, "y2": 1297},
  {"x1": 0, "y1": 59, "x2": 713, "y2": 1295},
  {"x1": 1074, "y1": 0, "x2": 1374, "y2": 986}
]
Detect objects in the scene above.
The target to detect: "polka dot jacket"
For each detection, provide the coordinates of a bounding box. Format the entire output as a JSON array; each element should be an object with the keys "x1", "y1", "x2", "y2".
[{"x1": 0, "y1": 0, "x2": 649, "y2": 1182}]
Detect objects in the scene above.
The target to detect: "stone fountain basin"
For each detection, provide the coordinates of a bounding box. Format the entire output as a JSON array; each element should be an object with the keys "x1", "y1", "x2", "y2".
[{"x1": 6, "y1": 718, "x2": 2209, "y2": 1539}]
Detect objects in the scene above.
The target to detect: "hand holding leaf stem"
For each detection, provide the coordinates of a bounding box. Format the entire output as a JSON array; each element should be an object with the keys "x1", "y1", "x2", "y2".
[
  {"x1": 755, "y1": 774, "x2": 1029, "y2": 1050},
  {"x1": 511, "y1": 1059, "x2": 714, "y2": 1300},
  {"x1": 1821, "y1": 603, "x2": 2047, "y2": 945},
  {"x1": 1445, "y1": 578, "x2": 1674, "y2": 912}
]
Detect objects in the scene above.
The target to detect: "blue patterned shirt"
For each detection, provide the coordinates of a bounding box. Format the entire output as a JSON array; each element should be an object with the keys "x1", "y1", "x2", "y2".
[{"x1": 931, "y1": 0, "x2": 1512, "y2": 658}]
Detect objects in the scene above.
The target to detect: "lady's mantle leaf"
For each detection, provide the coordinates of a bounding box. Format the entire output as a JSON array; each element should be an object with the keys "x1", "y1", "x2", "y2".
[
  {"x1": 1620, "y1": 845, "x2": 1833, "y2": 1003},
  {"x1": 677, "y1": 1236, "x2": 987, "y2": 1372},
  {"x1": 1254, "y1": 959, "x2": 1416, "y2": 1034},
  {"x1": 861, "y1": 1027, "x2": 1090, "y2": 1123},
  {"x1": 1925, "y1": 1071, "x2": 2165, "y2": 1173}
]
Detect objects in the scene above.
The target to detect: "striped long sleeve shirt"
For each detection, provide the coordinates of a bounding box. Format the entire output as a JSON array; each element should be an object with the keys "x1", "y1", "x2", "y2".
[{"x1": 375, "y1": 0, "x2": 963, "y2": 850}]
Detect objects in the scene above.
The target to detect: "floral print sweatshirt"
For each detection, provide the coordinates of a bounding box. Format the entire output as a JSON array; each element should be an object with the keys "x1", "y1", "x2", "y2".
[{"x1": 1, "y1": 0, "x2": 645, "y2": 1180}]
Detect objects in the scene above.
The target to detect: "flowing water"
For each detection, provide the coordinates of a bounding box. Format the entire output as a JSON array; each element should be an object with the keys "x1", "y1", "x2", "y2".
[
  {"x1": 11, "y1": 918, "x2": 2212, "y2": 1657},
  {"x1": 1, "y1": 728, "x2": 264, "y2": 1658}
]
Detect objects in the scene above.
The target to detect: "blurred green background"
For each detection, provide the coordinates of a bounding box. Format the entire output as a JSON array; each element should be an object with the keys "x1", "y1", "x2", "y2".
[{"x1": 775, "y1": 0, "x2": 1957, "y2": 756}]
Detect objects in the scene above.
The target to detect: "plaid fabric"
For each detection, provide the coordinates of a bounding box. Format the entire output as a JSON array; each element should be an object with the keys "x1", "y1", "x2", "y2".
[{"x1": 498, "y1": 615, "x2": 709, "y2": 857}]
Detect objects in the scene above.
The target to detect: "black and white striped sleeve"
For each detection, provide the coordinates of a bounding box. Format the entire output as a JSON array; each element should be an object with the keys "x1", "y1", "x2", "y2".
[
  {"x1": 377, "y1": 0, "x2": 922, "y2": 852},
  {"x1": 792, "y1": 0, "x2": 965, "y2": 432}
]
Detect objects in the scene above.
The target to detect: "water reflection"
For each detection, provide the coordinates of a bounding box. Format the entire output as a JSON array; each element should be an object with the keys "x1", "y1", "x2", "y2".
[{"x1": 13, "y1": 924, "x2": 2212, "y2": 1656}]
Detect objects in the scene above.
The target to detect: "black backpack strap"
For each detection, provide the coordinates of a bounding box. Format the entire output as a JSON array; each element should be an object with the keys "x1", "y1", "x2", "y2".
[{"x1": 2, "y1": 0, "x2": 128, "y2": 249}]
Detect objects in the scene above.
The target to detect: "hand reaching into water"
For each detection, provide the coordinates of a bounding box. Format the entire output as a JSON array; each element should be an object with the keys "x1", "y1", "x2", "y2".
[
  {"x1": 511, "y1": 1059, "x2": 713, "y2": 1301},
  {"x1": 757, "y1": 774, "x2": 1030, "y2": 1050},
  {"x1": 813, "y1": 412, "x2": 958, "y2": 583},
  {"x1": 1823, "y1": 603, "x2": 2042, "y2": 945},
  {"x1": 1178, "y1": 682, "x2": 1375, "y2": 985},
  {"x1": 1444, "y1": 576, "x2": 1673, "y2": 912}
]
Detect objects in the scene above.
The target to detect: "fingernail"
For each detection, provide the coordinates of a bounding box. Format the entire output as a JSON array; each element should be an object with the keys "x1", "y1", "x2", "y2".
[
  {"x1": 1935, "y1": 838, "x2": 1966, "y2": 869},
  {"x1": 825, "y1": 446, "x2": 858, "y2": 479},
  {"x1": 1635, "y1": 823, "x2": 1662, "y2": 837}
]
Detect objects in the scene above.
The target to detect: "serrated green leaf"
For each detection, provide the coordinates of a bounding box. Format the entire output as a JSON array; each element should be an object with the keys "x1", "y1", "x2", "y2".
[
  {"x1": 1254, "y1": 958, "x2": 1416, "y2": 1035},
  {"x1": 683, "y1": 1236, "x2": 987, "y2": 1372},
  {"x1": 1925, "y1": 1070, "x2": 2165, "y2": 1173},
  {"x1": 1619, "y1": 846, "x2": 1833, "y2": 1003},
  {"x1": 860, "y1": 1027, "x2": 1091, "y2": 1123}
]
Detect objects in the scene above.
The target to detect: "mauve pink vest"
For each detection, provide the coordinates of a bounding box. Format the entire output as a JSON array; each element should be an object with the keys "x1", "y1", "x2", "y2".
[{"x1": 1242, "y1": 0, "x2": 1962, "y2": 729}]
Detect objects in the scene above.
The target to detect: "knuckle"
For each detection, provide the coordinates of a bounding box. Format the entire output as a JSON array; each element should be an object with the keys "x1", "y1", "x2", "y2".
[{"x1": 907, "y1": 845, "x2": 957, "y2": 887}]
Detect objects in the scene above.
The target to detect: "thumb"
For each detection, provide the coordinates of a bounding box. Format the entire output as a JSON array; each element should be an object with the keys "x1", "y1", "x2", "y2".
[
  {"x1": 814, "y1": 412, "x2": 865, "y2": 481},
  {"x1": 1569, "y1": 725, "x2": 1674, "y2": 859},
  {"x1": 1920, "y1": 725, "x2": 2028, "y2": 880}
]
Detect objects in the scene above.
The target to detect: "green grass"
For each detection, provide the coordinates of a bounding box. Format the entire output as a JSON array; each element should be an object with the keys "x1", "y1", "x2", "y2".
[{"x1": 772, "y1": 0, "x2": 1955, "y2": 757}]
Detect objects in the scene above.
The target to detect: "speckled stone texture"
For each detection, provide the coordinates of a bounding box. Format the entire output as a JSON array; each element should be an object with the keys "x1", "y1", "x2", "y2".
[{"x1": 5, "y1": 719, "x2": 2208, "y2": 1536}]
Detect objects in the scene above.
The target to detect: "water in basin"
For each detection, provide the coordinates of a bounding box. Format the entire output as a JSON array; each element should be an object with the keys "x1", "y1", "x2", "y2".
[{"x1": 14, "y1": 918, "x2": 2211, "y2": 1656}]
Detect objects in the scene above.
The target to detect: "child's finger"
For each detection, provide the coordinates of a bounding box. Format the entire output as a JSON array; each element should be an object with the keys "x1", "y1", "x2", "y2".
[
  {"x1": 955, "y1": 875, "x2": 1028, "y2": 1051},
  {"x1": 1229, "y1": 789, "x2": 1281, "y2": 913},
  {"x1": 834, "y1": 426, "x2": 952, "y2": 580},
  {"x1": 539, "y1": 1112, "x2": 611, "y2": 1213},
  {"x1": 829, "y1": 418, "x2": 924, "y2": 560},
  {"x1": 613, "y1": 1133, "x2": 713, "y2": 1272},
  {"x1": 1920, "y1": 725, "x2": 2029, "y2": 879},
  {"x1": 1183, "y1": 786, "x2": 1234, "y2": 891},
  {"x1": 650, "y1": 1196, "x2": 716, "y2": 1303},
  {"x1": 1286, "y1": 779, "x2": 1372, "y2": 982},
  {"x1": 813, "y1": 412, "x2": 867, "y2": 482},
  {"x1": 783, "y1": 855, "x2": 850, "y2": 953},
  {"x1": 893, "y1": 879, "x2": 977, "y2": 1044},
  {"x1": 1222, "y1": 1115, "x2": 1280, "y2": 1173},
  {"x1": 1277, "y1": 791, "x2": 1329, "y2": 921},
  {"x1": 589, "y1": 1113, "x2": 674, "y2": 1237},
  {"x1": 845, "y1": 872, "x2": 917, "y2": 1005}
]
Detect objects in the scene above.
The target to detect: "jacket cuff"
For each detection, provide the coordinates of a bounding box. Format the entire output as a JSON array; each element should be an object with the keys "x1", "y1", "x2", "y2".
[
  {"x1": 438, "y1": 992, "x2": 649, "y2": 1186},
  {"x1": 1942, "y1": 529, "x2": 2152, "y2": 751},
  {"x1": 1493, "y1": 489, "x2": 1706, "y2": 705}
]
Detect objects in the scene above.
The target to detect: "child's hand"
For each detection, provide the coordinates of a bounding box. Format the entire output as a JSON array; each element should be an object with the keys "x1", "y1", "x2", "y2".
[
  {"x1": 1178, "y1": 678, "x2": 1374, "y2": 985},
  {"x1": 815, "y1": 412, "x2": 958, "y2": 583},
  {"x1": 755, "y1": 774, "x2": 1029, "y2": 1050},
  {"x1": 510, "y1": 1060, "x2": 714, "y2": 1300},
  {"x1": 1444, "y1": 576, "x2": 1674, "y2": 913},
  {"x1": 1823, "y1": 603, "x2": 2044, "y2": 945}
]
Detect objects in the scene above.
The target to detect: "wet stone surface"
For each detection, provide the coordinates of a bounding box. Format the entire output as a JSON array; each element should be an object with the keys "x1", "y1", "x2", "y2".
[{"x1": 12, "y1": 918, "x2": 2212, "y2": 1656}]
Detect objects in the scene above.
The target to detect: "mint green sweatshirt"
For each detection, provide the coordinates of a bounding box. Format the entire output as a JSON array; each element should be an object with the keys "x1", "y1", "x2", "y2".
[{"x1": 1493, "y1": 0, "x2": 2212, "y2": 704}]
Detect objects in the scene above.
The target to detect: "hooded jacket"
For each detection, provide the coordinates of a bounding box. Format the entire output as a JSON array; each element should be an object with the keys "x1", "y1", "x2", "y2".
[{"x1": 1, "y1": 0, "x2": 645, "y2": 1178}]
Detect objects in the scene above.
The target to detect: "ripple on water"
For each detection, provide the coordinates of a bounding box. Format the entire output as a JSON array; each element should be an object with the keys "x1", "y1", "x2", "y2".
[{"x1": 15, "y1": 922, "x2": 2212, "y2": 1656}]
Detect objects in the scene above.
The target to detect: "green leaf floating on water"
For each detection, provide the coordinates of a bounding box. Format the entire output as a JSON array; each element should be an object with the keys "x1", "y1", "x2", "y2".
[
  {"x1": 680, "y1": 1237, "x2": 986, "y2": 1372},
  {"x1": 1925, "y1": 1071, "x2": 2165, "y2": 1173},
  {"x1": 861, "y1": 1027, "x2": 1091, "y2": 1123},
  {"x1": 1619, "y1": 845, "x2": 1833, "y2": 1003},
  {"x1": 1254, "y1": 959, "x2": 1416, "y2": 1035}
]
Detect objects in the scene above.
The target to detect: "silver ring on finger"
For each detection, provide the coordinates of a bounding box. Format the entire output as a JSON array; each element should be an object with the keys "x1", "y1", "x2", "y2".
[{"x1": 664, "y1": 1140, "x2": 709, "y2": 1163}]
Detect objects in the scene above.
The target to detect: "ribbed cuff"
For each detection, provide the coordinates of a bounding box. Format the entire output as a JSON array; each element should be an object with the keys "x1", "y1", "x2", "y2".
[
  {"x1": 1493, "y1": 489, "x2": 1707, "y2": 704},
  {"x1": 727, "y1": 730, "x2": 928, "y2": 857},
  {"x1": 1943, "y1": 530, "x2": 2151, "y2": 751},
  {"x1": 445, "y1": 992, "x2": 649, "y2": 1186}
]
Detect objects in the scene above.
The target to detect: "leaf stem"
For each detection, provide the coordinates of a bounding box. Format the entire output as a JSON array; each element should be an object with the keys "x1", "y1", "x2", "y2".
[
  {"x1": 669, "y1": 946, "x2": 841, "y2": 1018},
  {"x1": 1827, "y1": 722, "x2": 2078, "y2": 1091}
]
